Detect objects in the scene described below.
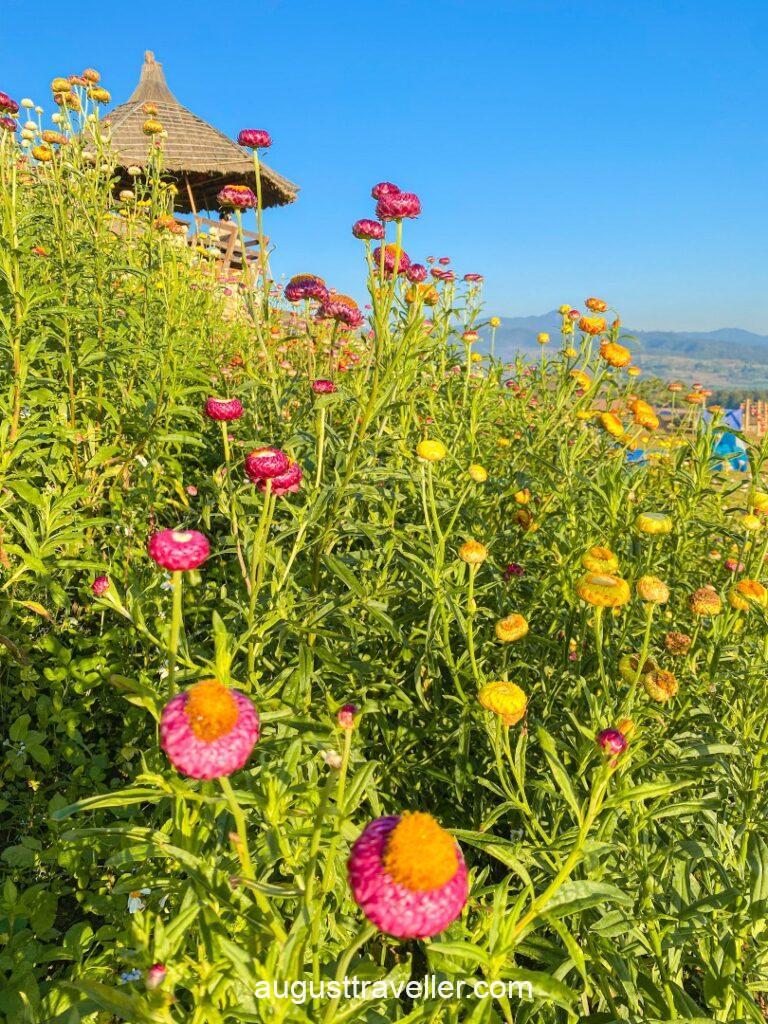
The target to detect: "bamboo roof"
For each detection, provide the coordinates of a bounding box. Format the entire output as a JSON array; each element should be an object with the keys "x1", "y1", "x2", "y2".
[{"x1": 106, "y1": 52, "x2": 298, "y2": 212}]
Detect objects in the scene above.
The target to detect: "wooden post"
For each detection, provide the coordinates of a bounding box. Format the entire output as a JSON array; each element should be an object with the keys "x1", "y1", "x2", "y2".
[{"x1": 184, "y1": 175, "x2": 199, "y2": 236}]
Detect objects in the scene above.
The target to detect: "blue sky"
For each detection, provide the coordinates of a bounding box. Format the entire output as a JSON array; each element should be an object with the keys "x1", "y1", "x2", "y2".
[{"x1": 2, "y1": 0, "x2": 767, "y2": 332}]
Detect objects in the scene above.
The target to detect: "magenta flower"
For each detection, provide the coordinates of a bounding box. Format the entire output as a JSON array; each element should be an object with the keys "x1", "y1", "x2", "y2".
[
  {"x1": 148, "y1": 530, "x2": 210, "y2": 571},
  {"x1": 217, "y1": 184, "x2": 257, "y2": 209},
  {"x1": 348, "y1": 813, "x2": 468, "y2": 939},
  {"x1": 372, "y1": 245, "x2": 411, "y2": 277},
  {"x1": 438, "y1": 257, "x2": 451, "y2": 266},
  {"x1": 237, "y1": 128, "x2": 272, "y2": 149},
  {"x1": 312, "y1": 379, "x2": 337, "y2": 394},
  {"x1": 352, "y1": 218, "x2": 385, "y2": 241},
  {"x1": 319, "y1": 295, "x2": 364, "y2": 328},
  {"x1": 371, "y1": 181, "x2": 400, "y2": 199},
  {"x1": 406, "y1": 263, "x2": 428, "y2": 283},
  {"x1": 0, "y1": 92, "x2": 19, "y2": 115},
  {"x1": 245, "y1": 447, "x2": 290, "y2": 481},
  {"x1": 375, "y1": 191, "x2": 421, "y2": 221},
  {"x1": 257, "y1": 459, "x2": 302, "y2": 496},
  {"x1": 145, "y1": 964, "x2": 166, "y2": 991},
  {"x1": 0, "y1": 116, "x2": 17, "y2": 132},
  {"x1": 504, "y1": 562, "x2": 524, "y2": 579},
  {"x1": 597, "y1": 729, "x2": 628, "y2": 757},
  {"x1": 92, "y1": 575, "x2": 110, "y2": 596},
  {"x1": 284, "y1": 274, "x2": 329, "y2": 304},
  {"x1": 464, "y1": 273, "x2": 484, "y2": 282},
  {"x1": 205, "y1": 396, "x2": 244, "y2": 421},
  {"x1": 160, "y1": 679, "x2": 259, "y2": 779},
  {"x1": 337, "y1": 703, "x2": 358, "y2": 729}
]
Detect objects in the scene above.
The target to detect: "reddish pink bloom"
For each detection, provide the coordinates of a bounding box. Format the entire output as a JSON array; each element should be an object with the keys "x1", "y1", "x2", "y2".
[
  {"x1": 205, "y1": 396, "x2": 243, "y2": 421},
  {"x1": 146, "y1": 964, "x2": 166, "y2": 991},
  {"x1": 312, "y1": 379, "x2": 337, "y2": 394},
  {"x1": 406, "y1": 263, "x2": 427, "y2": 283},
  {"x1": 438, "y1": 257, "x2": 451, "y2": 266},
  {"x1": 372, "y1": 244, "x2": 411, "y2": 276},
  {"x1": 0, "y1": 116, "x2": 17, "y2": 132},
  {"x1": 504, "y1": 562, "x2": 524, "y2": 579},
  {"x1": 352, "y1": 219, "x2": 385, "y2": 240},
  {"x1": 597, "y1": 728, "x2": 628, "y2": 757},
  {"x1": 463, "y1": 273, "x2": 484, "y2": 282},
  {"x1": 371, "y1": 181, "x2": 400, "y2": 199},
  {"x1": 148, "y1": 530, "x2": 210, "y2": 571},
  {"x1": 348, "y1": 814, "x2": 468, "y2": 939},
  {"x1": 568, "y1": 309, "x2": 580, "y2": 321},
  {"x1": 237, "y1": 128, "x2": 272, "y2": 149},
  {"x1": 245, "y1": 447, "x2": 290, "y2": 481},
  {"x1": 375, "y1": 191, "x2": 421, "y2": 221},
  {"x1": 338, "y1": 703, "x2": 358, "y2": 729},
  {"x1": 284, "y1": 274, "x2": 329, "y2": 304},
  {"x1": 160, "y1": 679, "x2": 259, "y2": 779},
  {"x1": 320, "y1": 294, "x2": 364, "y2": 328},
  {"x1": 92, "y1": 575, "x2": 110, "y2": 596},
  {"x1": 0, "y1": 93, "x2": 19, "y2": 115},
  {"x1": 218, "y1": 184, "x2": 257, "y2": 209},
  {"x1": 725, "y1": 558, "x2": 744, "y2": 573},
  {"x1": 257, "y1": 459, "x2": 302, "y2": 496},
  {"x1": 426, "y1": 256, "x2": 436, "y2": 264}
]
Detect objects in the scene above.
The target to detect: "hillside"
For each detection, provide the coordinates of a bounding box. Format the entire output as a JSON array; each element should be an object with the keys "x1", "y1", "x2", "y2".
[{"x1": 492, "y1": 312, "x2": 768, "y2": 388}]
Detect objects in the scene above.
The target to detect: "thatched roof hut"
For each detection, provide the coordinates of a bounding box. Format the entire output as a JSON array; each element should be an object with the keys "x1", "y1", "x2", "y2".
[{"x1": 106, "y1": 51, "x2": 298, "y2": 213}]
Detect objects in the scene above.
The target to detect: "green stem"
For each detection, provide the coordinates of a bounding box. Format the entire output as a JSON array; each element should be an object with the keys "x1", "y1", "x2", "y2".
[{"x1": 167, "y1": 571, "x2": 183, "y2": 694}]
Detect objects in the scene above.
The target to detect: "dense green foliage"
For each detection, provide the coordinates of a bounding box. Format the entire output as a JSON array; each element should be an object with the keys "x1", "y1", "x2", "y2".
[{"x1": 2, "y1": 84, "x2": 768, "y2": 1024}]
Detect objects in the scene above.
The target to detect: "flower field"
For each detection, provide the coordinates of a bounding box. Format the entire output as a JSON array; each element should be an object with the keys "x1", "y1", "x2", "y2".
[{"x1": 3, "y1": 72, "x2": 768, "y2": 1024}]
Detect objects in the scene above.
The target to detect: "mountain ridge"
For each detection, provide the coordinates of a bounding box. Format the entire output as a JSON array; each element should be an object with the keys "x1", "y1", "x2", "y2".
[{"x1": 490, "y1": 312, "x2": 768, "y2": 388}]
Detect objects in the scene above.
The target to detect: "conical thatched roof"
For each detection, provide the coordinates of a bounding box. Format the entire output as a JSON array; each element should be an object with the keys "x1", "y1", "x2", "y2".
[{"x1": 106, "y1": 51, "x2": 298, "y2": 213}]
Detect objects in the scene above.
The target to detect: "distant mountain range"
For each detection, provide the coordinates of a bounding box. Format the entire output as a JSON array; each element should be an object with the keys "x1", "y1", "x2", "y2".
[{"x1": 491, "y1": 312, "x2": 768, "y2": 389}]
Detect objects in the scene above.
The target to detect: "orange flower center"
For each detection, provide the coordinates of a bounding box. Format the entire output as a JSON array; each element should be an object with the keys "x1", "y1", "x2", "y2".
[
  {"x1": 185, "y1": 679, "x2": 238, "y2": 742},
  {"x1": 382, "y1": 812, "x2": 457, "y2": 891}
]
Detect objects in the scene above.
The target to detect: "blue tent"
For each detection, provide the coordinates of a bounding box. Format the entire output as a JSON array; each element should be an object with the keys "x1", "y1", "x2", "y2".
[{"x1": 711, "y1": 407, "x2": 748, "y2": 471}]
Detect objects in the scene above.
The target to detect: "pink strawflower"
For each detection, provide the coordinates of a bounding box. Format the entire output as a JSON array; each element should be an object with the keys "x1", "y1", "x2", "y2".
[
  {"x1": 406, "y1": 263, "x2": 428, "y2": 283},
  {"x1": 371, "y1": 181, "x2": 400, "y2": 199},
  {"x1": 218, "y1": 184, "x2": 257, "y2": 209},
  {"x1": 504, "y1": 562, "x2": 524, "y2": 579},
  {"x1": 0, "y1": 92, "x2": 19, "y2": 115},
  {"x1": 145, "y1": 964, "x2": 166, "y2": 991},
  {"x1": 92, "y1": 575, "x2": 110, "y2": 596},
  {"x1": 257, "y1": 459, "x2": 302, "y2": 496},
  {"x1": 352, "y1": 219, "x2": 385, "y2": 241},
  {"x1": 0, "y1": 116, "x2": 17, "y2": 132},
  {"x1": 372, "y1": 244, "x2": 411, "y2": 277},
  {"x1": 348, "y1": 813, "x2": 468, "y2": 939},
  {"x1": 205, "y1": 396, "x2": 244, "y2": 421},
  {"x1": 375, "y1": 191, "x2": 421, "y2": 221},
  {"x1": 337, "y1": 703, "x2": 358, "y2": 729},
  {"x1": 284, "y1": 274, "x2": 329, "y2": 304},
  {"x1": 463, "y1": 273, "x2": 484, "y2": 282},
  {"x1": 319, "y1": 294, "x2": 364, "y2": 328},
  {"x1": 312, "y1": 379, "x2": 337, "y2": 394},
  {"x1": 724, "y1": 558, "x2": 744, "y2": 573},
  {"x1": 597, "y1": 728, "x2": 628, "y2": 757},
  {"x1": 238, "y1": 128, "x2": 272, "y2": 149},
  {"x1": 438, "y1": 257, "x2": 451, "y2": 266},
  {"x1": 147, "y1": 530, "x2": 210, "y2": 571},
  {"x1": 245, "y1": 447, "x2": 290, "y2": 481},
  {"x1": 160, "y1": 679, "x2": 259, "y2": 779}
]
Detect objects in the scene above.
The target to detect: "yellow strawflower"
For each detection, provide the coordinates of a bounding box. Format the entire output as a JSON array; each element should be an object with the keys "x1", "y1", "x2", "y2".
[
  {"x1": 416, "y1": 439, "x2": 446, "y2": 463},
  {"x1": 494, "y1": 614, "x2": 529, "y2": 643},
  {"x1": 478, "y1": 681, "x2": 527, "y2": 726}
]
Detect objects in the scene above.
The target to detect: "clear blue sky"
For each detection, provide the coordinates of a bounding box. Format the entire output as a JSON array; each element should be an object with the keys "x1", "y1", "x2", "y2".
[{"x1": 3, "y1": 0, "x2": 766, "y2": 332}]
